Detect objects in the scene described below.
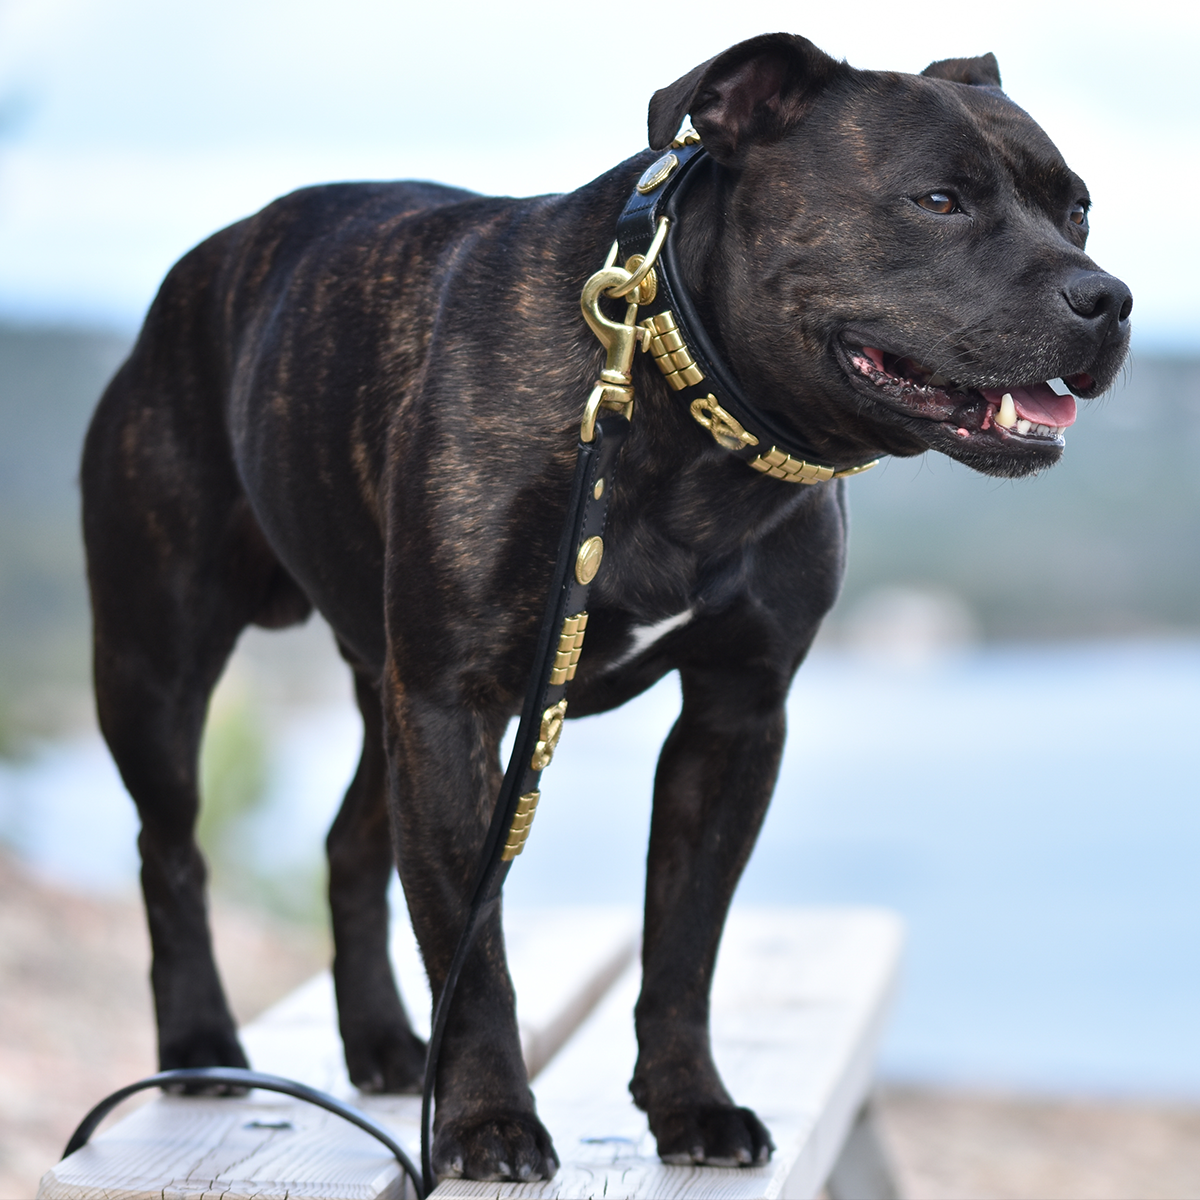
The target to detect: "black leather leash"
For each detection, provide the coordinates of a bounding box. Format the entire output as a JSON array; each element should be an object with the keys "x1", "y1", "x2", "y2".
[
  {"x1": 417, "y1": 410, "x2": 629, "y2": 1189},
  {"x1": 61, "y1": 132, "x2": 882, "y2": 1200},
  {"x1": 61, "y1": 1068, "x2": 424, "y2": 1191}
]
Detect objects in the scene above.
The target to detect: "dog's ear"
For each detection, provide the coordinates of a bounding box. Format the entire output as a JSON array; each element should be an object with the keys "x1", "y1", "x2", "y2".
[
  {"x1": 920, "y1": 53, "x2": 1002, "y2": 88},
  {"x1": 648, "y1": 33, "x2": 845, "y2": 163}
]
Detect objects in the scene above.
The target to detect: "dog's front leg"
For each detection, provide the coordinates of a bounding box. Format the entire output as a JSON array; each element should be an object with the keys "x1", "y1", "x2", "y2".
[
  {"x1": 631, "y1": 661, "x2": 787, "y2": 1166},
  {"x1": 383, "y1": 683, "x2": 559, "y2": 1183}
]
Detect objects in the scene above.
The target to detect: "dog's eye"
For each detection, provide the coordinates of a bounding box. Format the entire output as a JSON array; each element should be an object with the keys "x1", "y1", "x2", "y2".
[
  {"x1": 1069, "y1": 202, "x2": 1088, "y2": 227},
  {"x1": 916, "y1": 192, "x2": 958, "y2": 215}
]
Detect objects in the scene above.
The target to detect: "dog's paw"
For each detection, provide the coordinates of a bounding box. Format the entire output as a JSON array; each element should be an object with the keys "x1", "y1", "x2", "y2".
[
  {"x1": 159, "y1": 1027, "x2": 251, "y2": 1094},
  {"x1": 652, "y1": 1104, "x2": 775, "y2": 1167},
  {"x1": 344, "y1": 1026, "x2": 427, "y2": 1094},
  {"x1": 433, "y1": 1111, "x2": 559, "y2": 1182}
]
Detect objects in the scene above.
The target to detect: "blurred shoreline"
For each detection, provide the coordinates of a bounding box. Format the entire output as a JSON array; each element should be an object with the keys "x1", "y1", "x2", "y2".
[{"x1": 4, "y1": 322, "x2": 1200, "y2": 748}]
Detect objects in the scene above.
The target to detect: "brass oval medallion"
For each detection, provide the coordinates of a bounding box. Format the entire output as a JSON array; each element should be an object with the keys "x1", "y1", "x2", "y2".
[
  {"x1": 635, "y1": 152, "x2": 679, "y2": 195},
  {"x1": 575, "y1": 535, "x2": 604, "y2": 585}
]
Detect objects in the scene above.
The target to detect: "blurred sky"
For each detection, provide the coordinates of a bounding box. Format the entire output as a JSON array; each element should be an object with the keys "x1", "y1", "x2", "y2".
[{"x1": 0, "y1": 0, "x2": 1195, "y2": 343}]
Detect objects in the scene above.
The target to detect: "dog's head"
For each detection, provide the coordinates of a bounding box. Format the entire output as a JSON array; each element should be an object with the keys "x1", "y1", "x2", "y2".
[{"x1": 650, "y1": 34, "x2": 1131, "y2": 478}]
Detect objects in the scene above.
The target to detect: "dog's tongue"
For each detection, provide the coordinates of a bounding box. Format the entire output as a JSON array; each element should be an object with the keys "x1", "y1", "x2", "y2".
[{"x1": 982, "y1": 382, "x2": 1077, "y2": 427}]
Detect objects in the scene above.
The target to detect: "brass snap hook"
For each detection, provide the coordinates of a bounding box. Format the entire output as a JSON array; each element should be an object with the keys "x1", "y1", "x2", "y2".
[{"x1": 578, "y1": 218, "x2": 671, "y2": 442}]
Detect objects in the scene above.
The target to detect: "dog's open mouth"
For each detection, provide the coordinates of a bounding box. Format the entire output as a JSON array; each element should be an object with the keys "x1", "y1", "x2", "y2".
[{"x1": 840, "y1": 342, "x2": 1094, "y2": 447}]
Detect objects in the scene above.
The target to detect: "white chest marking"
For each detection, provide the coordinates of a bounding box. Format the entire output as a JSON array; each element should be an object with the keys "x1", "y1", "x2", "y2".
[{"x1": 608, "y1": 608, "x2": 694, "y2": 670}]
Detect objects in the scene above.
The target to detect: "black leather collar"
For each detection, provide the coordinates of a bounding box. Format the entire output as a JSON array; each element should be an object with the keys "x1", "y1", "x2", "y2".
[{"x1": 615, "y1": 140, "x2": 880, "y2": 484}]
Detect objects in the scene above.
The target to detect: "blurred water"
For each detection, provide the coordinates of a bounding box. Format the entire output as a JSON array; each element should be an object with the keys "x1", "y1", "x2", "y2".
[{"x1": 2, "y1": 638, "x2": 1197, "y2": 1098}]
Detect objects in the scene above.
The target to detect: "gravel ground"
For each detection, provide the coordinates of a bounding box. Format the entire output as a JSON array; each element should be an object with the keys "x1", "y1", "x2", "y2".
[
  {"x1": 0, "y1": 849, "x2": 326, "y2": 1198},
  {"x1": 3, "y1": 849, "x2": 1199, "y2": 1200},
  {"x1": 877, "y1": 1087, "x2": 1200, "y2": 1200}
]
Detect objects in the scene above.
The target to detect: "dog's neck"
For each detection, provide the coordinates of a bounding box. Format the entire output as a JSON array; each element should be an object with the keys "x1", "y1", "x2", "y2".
[{"x1": 614, "y1": 140, "x2": 880, "y2": 486}]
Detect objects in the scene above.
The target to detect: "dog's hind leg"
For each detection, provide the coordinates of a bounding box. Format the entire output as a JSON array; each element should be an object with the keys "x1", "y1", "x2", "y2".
[
  {"x1": 326, "y1": 664, "x2": 426, "y2": 1093},
  {"x1": 82, "y1": 347, "x2": 310, "y2": 1081}
]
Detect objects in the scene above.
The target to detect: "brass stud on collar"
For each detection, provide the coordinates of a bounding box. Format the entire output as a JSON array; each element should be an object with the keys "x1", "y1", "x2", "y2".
[{"x1": 636, "y1": 152, "x2": 679, "y2": 194}]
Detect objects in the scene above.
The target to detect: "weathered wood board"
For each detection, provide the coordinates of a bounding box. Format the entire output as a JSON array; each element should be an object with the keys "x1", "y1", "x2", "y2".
[
  {"x1": 438, "y1": 907, "x2": 903, "y2": 1199},
  {"x1": 38, "y1": 907, "x2": 902, "y2": 1200}
]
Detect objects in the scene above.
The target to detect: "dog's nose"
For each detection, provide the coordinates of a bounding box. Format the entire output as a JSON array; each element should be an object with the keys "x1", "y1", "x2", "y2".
[{"x1": 1064, "y1": 270, "x2": 1133, "y2": 342}]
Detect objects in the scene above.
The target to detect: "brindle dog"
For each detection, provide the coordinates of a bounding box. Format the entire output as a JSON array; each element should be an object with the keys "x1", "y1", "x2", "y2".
[{"x1": 83, "y1": 33, "x2": 1130, "y2": 1182}]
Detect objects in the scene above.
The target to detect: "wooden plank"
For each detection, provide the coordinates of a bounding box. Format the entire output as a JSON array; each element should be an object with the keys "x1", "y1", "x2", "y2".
[
  {"x1": 234, "y1": 907, "x2": 641, "y2": 1097},
  {"x1": 38, "y1": 908, "x2": 640, "y2": 1200},
  {"x1": 436, "y1": 907, "x2": 903, "y2": 1200},
  {"x1": 39, "y1": 907, "x2": 901, "y2": 1200}
]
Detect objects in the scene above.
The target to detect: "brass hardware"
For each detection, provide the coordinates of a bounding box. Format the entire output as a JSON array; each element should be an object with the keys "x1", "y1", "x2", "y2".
[
  {"x1": 581, "y1": 380, "x2": 634, "y2": 443},
  {"x1": 636, "y1": 152, "x2": 679, "y2": 194},
  {"x1": 580, "y1": 264, "x2": 638, "y2": 441},
  {"x1": 747, "y1": 449, "x2": 879, "y2": 483},
  {"x1": 833, "y1": 460, "x2": 880, "y2": 479},
  {"x1": 575, "y1": 536, "x2": 604, "y2": 585},
  {"x1": 548, "y1": 612, "x2": 588, "y2": 686},
  {"x1": 639, "y1": 311, "x2": 705, "y2": 390},
  {"x1": 690, "y1": 395, "x2": 760, "y2": 451},
  {"x1": 593, "y1": 478, "x2": 605, "y2": 499},
  {"x1": 531, "y1": 698, "x2": 569, "y2": 771},
  {"x1": 581, "y1": 381, "x2": 633, "y2": 444},
  {"x1": 581, "y1": 266, "x2": 639, "y2": 386},
  {"x1": 501, "y1": 791, "x2": 541, "y2": 860},
  {"x1": 580, "y1": 220, "x2": 671, "y2": 441},
  {"x1": 748, "y1": 447, "x2": 837, "y2": 484},
  {"x1": 670, "y1": 127, "x2": 701, "y2": 149},
  {"x1": 622, "y1": 255, "x2": 657, "y2": 306},
  {"x1": 607, "y1": 218, "x2": 669, "y2": 300}
]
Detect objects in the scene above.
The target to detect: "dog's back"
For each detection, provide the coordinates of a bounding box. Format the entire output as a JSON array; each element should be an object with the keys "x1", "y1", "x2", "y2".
[{"x1": 83, "y1": 177, "x2": 547, "y2": 660}]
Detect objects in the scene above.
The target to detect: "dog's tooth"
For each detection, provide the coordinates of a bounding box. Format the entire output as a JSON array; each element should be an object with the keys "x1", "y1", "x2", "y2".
[
  {"x1": 1016, "y1": 418, "x2": 1032, "y2": 435},
  {"x1": 927, "y1": 373, "x2": 950, "y2": 388},
  {"x1": 995, "y1": 392, "x2": 1017, "y2": 429}
]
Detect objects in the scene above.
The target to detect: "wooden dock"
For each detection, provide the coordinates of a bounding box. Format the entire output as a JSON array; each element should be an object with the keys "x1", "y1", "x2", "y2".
[{"x1": 38, "y1": 906, "x2": 903, "y2": 1200}]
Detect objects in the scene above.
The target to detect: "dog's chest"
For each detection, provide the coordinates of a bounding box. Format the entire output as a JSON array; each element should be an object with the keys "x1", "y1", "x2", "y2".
[{"x1": 571, "y1": 471, "x2": 843, "y2": 679}]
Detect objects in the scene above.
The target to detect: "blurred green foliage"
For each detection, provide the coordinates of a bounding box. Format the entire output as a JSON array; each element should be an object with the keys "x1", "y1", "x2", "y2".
[
  {"x1": 196, "y1": 679, "x2": 327, "y2": 925},
  {"x1": 0, "y1": 324, "x2": 128, "y2": 750},
  {"x1": 197, "y1": 684, "x2": 270, "y2": 879}
]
